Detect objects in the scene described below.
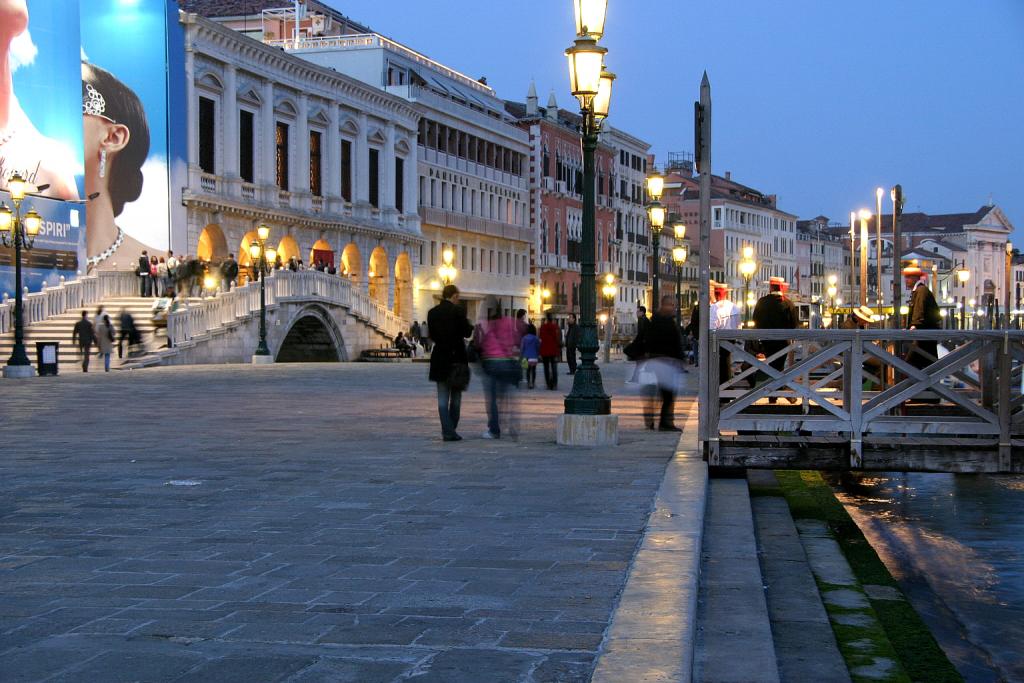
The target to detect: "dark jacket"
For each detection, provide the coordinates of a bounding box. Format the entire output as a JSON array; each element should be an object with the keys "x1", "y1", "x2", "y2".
[
  {"x1": 72, "y1": 319, "x2": 95, "y2": 348},
  {"x1": 221, "y1": 258, "x2": 239, "y2": 280},
  {"x1": 752, "y1": 292, "x2": 798, "y2": 331},
  {"x1": 685, "y1": 307, "x2": 700, "y2": 340},
  {"x1": 645, "y1": 313, "x2": 685, "y2": 360},
  {"x1": 565, "y1": 323, "x2": 579, "y2": 349},
  {"x1": 427, "y1": 299, "x2": 473, "y2": 383},
  {"x1": 908, "y1": 284, "x2": 941, "y2": 330},
  {"x1": 137, "y1": 255, "x2": 150, "y2": 276}
]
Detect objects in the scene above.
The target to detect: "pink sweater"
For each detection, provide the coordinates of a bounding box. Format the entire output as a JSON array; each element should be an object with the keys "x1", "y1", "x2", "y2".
[{"x1": 479, "y1": 317, "x2": 521, "y2": 359}]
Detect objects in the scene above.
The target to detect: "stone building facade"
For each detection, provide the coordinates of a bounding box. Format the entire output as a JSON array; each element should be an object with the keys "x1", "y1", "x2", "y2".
[{"x1": 181, "y1": 12, "x2": 423, "y2": 320}]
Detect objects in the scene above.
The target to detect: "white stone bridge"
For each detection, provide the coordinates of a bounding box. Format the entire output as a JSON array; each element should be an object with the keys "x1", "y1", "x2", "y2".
[{"x1": 0, "y1": 270, "x2": 403, "y2": 371}]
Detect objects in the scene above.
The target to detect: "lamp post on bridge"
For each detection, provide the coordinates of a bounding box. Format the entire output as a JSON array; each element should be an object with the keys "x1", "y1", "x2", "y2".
[
  {"x1": 249, "y1": 224, "x2": 275, "y2": 364},
  {"x1": 0, "y1": 172, "x2": 43, "y2": 379}
]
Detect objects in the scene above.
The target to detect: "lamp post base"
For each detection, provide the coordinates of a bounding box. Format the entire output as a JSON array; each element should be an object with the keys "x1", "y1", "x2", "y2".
[
  {"x1": 251, "y1": 354, "x2": 274, "y2": 365},
  {"x1": 3, "y1": 363, "x2": 35, "y2": 379},
  {"x1": 556, "y1": 414, "x2": 619, "y2": 447}
]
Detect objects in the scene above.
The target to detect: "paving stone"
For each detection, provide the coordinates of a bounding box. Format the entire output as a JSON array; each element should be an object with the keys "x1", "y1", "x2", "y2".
[
  {"x1": 49, "y1": 650, "x2": 202, "y2": 683},
  {"x1": 823, "y1": 588, "x2": 870, "y2": 610},
  {"x1": 0, "y1": 363, "x2": 684, "y2": 680},
  {"x1": 285, "y1": 657, "x2": 414, "y2": 682}
]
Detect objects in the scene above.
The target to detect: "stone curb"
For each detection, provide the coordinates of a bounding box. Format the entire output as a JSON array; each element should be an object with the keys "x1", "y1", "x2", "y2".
[{"x1": 591, "y1": 399, "x2": 706, "y2": 683}]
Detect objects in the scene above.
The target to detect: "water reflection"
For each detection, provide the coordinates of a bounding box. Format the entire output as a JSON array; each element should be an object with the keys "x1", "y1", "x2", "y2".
[{"x1": 833, "y1": 472, "x2": 1024, "y2": 683}]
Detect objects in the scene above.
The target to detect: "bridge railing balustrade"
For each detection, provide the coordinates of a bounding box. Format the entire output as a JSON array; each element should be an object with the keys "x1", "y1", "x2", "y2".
[{"x1": 704, "y1": 328, "x2": 1024, "y2": 473}]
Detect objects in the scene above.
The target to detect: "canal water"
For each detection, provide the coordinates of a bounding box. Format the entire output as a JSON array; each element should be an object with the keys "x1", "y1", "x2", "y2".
[{"x1": 833, "y1": 473, "x2": 1024, "y2": 683}]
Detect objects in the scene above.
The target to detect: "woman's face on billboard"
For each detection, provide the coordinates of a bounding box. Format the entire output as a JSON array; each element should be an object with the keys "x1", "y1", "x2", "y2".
[{"x1": 0, "y1": 0, "x2": 28, "y2": 37}]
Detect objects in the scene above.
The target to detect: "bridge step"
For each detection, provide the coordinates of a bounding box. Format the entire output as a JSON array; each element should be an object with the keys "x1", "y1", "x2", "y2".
[{"x1": 694, "y1": 477, "x2": 780, "y2": 682}]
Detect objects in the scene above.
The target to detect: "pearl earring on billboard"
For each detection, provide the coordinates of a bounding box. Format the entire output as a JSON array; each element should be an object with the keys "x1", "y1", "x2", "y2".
[{"x1": 99, "y1": 150, "x2": 107, "y2": 179}]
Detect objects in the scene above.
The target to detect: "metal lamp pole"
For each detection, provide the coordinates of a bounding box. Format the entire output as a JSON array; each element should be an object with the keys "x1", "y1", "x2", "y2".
[
  {"x1": 250, "y1": 225, "x2": 272, "y2": 360},
  {"x1": 564, "y1": 9, "x2": 614, "y2": 416},
  {"x1": 0, "y1": 174, "x2": 42, "y2": 378},
  {"x1": 602, "y1": 274, "x2": 616, "y2": 365},
  {"x1": 672, "y1": 246, "x2": 688, "y2": 341}
]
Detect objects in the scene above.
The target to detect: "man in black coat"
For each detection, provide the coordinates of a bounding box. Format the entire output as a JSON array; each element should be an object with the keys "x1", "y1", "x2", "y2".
[
  {"x1": 428, "y1": 285, "x2": 474, "y2": 442},
  {"x1": 138, "y1": 250, "x2": 150, "y2": 297},
  {"x1": 643, "y1": 295, "x2": 686, "y2": 431},
  {"x1": 72, "y1": 310, "x2": 95, "y2": 373},
  {"x1": 752, "y1": 277, "x2": 799, "y2": 401},
  {"x1": 904, "y1": 265, "x2": 941, "y2": 370},
  {"x1": 564, "y1": 314, "x2": 579, "y2": 375},
  {"x1": 220, "y1": 253, "x2": 239, "y2": 293}
]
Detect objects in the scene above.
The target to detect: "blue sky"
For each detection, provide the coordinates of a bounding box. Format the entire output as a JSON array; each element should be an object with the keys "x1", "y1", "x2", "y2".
[{"x1": 329, "y1": 0, "x2": 1024, "y2": 238}]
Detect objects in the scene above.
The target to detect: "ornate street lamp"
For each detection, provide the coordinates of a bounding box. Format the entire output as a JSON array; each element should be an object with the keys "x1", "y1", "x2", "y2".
[
  {"x1": 673, "y1": 244, "x2": 688, "y2": 327},
  {"x1": 645, "y1": 171, "x2": 665, "y2": 309},
  {"x1": 1, "y1": 172, "x2": 43, "y2": 378},
  {"x1": 601, "y1": 273, "x2": 616, "y2": 364},
  {"x1": 739, "y1": 245, "x2": 757, "y2": 325},
  {"x1": 249, "y1": 224, "x2": 273, "y2": 362},
  {"x1": 438, "y1": 247, "x2": 457, "y2": 285},
  {"x1": 573, "y1": 0, "x2": 608, "y2": 38},
  {"x1": 562, "y1": 1, "x2": 613, "y2": 419}
]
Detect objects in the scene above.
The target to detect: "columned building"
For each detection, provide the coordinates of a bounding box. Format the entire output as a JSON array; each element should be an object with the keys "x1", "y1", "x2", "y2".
[
  {"x1": 506, "y1": 87, "x2": 616, "y2": 324},
  {"x1": 183, "y1": 0, "x2": 532, "y2": 323},
  {"x1": 281, "y1": 38, "x2": 530, "y2": 323},
  {"x1": 181, "y1": 13, "x2": 422, "y2": 319}
]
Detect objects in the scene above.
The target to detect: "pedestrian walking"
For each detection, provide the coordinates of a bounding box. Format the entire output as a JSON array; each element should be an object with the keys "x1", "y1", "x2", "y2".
[
  {"x1": 752, "y1": 276, "x2": 799, "y2": 402},
  {"x1": 137, "y1": 250, "x2": 150, "y2": 296},
  {"x1": 95, "y1": 314, "x2": 115, "y2": 372},
  {"x1": 427, "y1": 285, "x2": 474, "y2": 442},
  {"x1": 539, "y1": 312, "x2": 562, "y2": 390},
  {"x1": 118, "y1": 309, "x2": 138, "y2": 359},
  {"x1": 643, "y1": 295, "x2": 686, "y2": 431},
  {"x1": 520, "y1": 323, "x2": 540, "y2": 389},
  {"x1": 166, "y1": 250, "x2": 178, "y2": 282},
  {"x1": 72, "y1": 310, "x2": 95, "y2": 372},
  {"x1": 221, "y1": 253, "x2": 239, "y2": 293},
  {"x1": 564, "y1": 313, "x2": 579, "y2": 375},
  {"x1": 903, "y1": 264, "x2": 941, "y2": 370},
  {"x1": 479, "y1": 302, "x2": 523, "y2": 439}
]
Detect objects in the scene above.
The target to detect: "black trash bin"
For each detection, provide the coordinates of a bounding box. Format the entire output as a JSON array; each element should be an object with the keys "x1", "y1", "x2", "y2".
[{"x1": 36, "y1": 341, "x2": 59, "y2": 376}]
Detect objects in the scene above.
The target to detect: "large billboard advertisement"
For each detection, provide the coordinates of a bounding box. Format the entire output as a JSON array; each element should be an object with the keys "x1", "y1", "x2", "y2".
[
  {"x1": 80, "y1": 0, "x2": 186, "y2": 270},
  {"x1": 0, "y1": 0, "x2": 85, "y2": 295}
]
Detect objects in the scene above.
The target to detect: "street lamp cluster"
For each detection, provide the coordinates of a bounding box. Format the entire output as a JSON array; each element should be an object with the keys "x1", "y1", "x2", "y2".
[
  {"x1": 562, "y1": 0, "x2": 614, "y2": 417},
  {"x1": 438, "y1": 248, "x2": 457, "y2": 286},
  {"x1": 1, "y1": 172, "x2": 43, "y2": 378}
]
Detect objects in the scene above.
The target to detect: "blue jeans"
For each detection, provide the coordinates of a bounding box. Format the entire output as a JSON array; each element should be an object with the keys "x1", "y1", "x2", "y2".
[
  {"x1": 482, "y1": 359, "x2": 521, "y2": 437},
  {"x1": 436, "y1": 381, "x2": 462, "y2": 438}
]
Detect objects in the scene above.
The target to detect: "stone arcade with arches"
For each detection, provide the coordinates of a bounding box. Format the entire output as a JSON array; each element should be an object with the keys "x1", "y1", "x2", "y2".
[{"x1": 181, "y1": 14, "x2": 423, "y2": 324}]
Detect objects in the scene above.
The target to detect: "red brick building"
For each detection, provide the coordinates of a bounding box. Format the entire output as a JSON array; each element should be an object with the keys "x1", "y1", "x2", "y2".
[{"x1": 506, "y1": 86, "x2": 616, "y2": 322}]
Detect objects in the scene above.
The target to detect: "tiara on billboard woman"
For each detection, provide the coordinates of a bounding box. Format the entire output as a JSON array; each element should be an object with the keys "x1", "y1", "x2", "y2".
[{"x1": 83, "y1": 84, "x2": 115, "y2": 122}]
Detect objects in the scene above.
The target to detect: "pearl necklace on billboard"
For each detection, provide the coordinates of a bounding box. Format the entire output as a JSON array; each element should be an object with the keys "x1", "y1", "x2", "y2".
[{"x1": 87, "y1": 227, "x2": 125, "y2": 270}]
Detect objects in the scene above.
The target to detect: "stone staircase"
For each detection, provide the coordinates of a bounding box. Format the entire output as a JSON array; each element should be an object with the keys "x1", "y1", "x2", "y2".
[{"x1": 0, "y1": 297, "x2": 178, "y2": 373}]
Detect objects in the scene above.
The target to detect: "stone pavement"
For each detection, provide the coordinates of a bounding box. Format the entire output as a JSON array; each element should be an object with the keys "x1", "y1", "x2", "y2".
[{"x1": 0, "y1": 362, "x2": 694, "y2": 682}]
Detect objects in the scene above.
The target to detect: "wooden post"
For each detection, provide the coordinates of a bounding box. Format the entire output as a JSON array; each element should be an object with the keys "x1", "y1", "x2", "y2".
[
  {"x1": 697, "y1": 73, "x2": 713, "y2": 458},
  {"x1": 708, "y1": 332, "x2": 721, "y2": 466},
  {"x1": 849, "y1": 332, "x2": 864, "y2": 468},
  {"x1": 999, "y1": 332, "x2": 1012, "y2": 472}
]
